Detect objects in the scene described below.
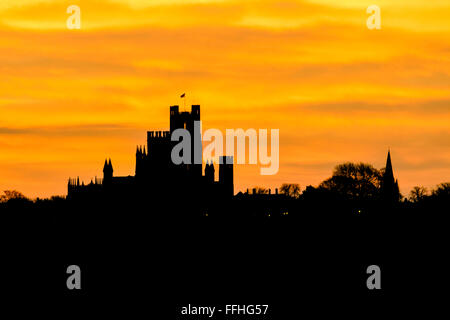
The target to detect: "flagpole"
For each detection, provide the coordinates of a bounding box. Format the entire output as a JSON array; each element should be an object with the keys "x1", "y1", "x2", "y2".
[{"x1": 181, "y1": 93, "x2": 186, "y2": 111}]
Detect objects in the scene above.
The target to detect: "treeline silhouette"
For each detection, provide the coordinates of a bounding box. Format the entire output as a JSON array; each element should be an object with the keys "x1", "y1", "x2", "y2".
[
  {"x1": 1, "y1": 161, "x2": 448, "y2": 300},
  {"x1": 1, "y1": 161, "x2": 448, "y2": 223}
]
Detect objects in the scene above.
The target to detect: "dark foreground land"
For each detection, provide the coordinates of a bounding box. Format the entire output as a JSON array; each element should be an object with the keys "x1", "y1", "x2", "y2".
[{"x1": 0, "y1": 195, "x2": 448, "y2": 316}]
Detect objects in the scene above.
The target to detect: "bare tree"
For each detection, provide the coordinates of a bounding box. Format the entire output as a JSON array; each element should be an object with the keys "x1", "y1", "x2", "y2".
[
  {"x1": 409, "y1": 186, "x2": 428, "y2": 203},
  {"x1": 318, "y1": 162, "x2": 382, "y2": 200},
  {"x1": 0, "y1": 190, "x2": 28, "y2": 203},
  {"x1": 280, "y1": 183, "x2": 301, "y2": 198},
  {"x1": 431, "y1": 182, "x2": 450, "y2": 198},
  {"x1": 254, "y1": 187, "x2": 269, "y2": 194}
]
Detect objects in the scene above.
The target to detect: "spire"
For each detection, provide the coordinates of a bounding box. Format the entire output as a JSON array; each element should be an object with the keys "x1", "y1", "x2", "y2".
[
  {"x1": 382, "y1": 149, "x2": 400, "y2": 203},
  {"x1": 385, "y1": 150, "x2": 393, "y2": 180}
]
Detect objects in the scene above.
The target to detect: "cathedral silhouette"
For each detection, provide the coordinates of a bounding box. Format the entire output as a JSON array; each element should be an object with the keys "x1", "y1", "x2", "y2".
[
  {"x1": 67, "y1": 105, "x2": 234, "y2": 206},
  {"x1": 65, "y1": 103, "x2": 401, "y2": 218}
]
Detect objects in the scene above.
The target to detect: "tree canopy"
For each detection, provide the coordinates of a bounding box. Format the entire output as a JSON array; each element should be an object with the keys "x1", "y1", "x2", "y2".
[
  {"x1": 0, "y1": 190, "x2": 28, "y2": 203},
  {"x1": 280, "y1": 183, "x2": 301, "y2": 198},
  {"x1": 318, "y1": 162, "x2": 382, "y2": 200}
]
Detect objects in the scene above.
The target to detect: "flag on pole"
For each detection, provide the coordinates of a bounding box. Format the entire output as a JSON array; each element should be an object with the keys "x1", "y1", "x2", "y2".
[{"x1": 180, "y1": 93, "x2": 185, "y2": 98}]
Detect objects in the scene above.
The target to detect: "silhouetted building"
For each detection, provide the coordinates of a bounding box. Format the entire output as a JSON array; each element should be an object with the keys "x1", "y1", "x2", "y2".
[
  {"x1": 381, "y1": 150, "x2": 400, "y2": 203},
  {"x1": 103, "y1": 159, "x2": 113, "y2": 185},
  {"x1": 219, "y1": 156, "x2": 234, "y2": 198},
  {"x1": 67, "y1": 105, "x2": 234, "y2": 207},
  {"x1": 205, "y1": 160, "x2": 215, "y2": 184}
]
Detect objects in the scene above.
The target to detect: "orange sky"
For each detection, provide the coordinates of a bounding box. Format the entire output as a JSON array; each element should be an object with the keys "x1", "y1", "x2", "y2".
[{"x1": 0, "y1": 0, "x2": 449, "y2": 198}]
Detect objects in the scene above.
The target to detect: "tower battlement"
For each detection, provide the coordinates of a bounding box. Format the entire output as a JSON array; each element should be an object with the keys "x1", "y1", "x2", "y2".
[{"x1": 147, "y1": 131, "x2": 170, "y2": 139}]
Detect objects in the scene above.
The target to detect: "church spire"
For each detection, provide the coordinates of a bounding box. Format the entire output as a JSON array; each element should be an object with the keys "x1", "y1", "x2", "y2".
[
  {"x1": 385, "y1": 149, "x2": 393, "y2": 180},
  {"x1": 382, "y1": 149, "x2": 399, "y2": 203}
]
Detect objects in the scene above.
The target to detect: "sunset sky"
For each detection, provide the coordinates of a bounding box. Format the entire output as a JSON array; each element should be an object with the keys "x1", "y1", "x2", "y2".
[{"x1": 0, "y1": 0, "x2": 449, "y2": 198}]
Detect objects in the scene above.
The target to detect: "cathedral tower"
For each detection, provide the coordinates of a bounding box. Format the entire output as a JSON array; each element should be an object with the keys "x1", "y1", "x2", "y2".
[{"x1": 103, "y1": 158, "x2": 113, "y2": 185}]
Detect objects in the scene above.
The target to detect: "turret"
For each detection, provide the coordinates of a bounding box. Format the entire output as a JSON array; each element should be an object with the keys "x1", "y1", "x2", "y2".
[
  {"x1": 103, "y1": 158, "x2": 113, "y2": 185},
  {"x1": 192, "y1": 105, "x2": 200, "y2": 120},
  {"x1": 219, "y1": 156, "x2": 234, "y2": 197},
  {"x1": 205, "y1": 160, "x2": 215, "y2": 183}
]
